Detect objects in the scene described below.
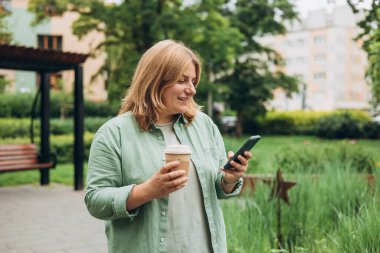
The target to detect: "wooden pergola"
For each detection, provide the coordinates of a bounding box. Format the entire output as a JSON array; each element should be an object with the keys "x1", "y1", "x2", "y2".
[{"x1": 0, "y1": 44, "x2": 88, "y2": 190}]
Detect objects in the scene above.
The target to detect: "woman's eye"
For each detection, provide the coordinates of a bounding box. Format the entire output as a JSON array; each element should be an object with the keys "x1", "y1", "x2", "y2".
[{"x1": 178, "y1": 79, "x2": 186, "y2": 83}]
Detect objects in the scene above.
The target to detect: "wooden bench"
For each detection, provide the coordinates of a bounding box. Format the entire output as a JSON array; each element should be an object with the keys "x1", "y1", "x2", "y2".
[{"x1": 0, "y1": 144, "x2": 56, "y2": 173}]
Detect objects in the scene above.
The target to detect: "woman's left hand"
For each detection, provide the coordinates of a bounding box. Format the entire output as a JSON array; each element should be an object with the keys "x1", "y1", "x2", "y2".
[{"x1": 222, "y1": 151, "x2": 253, "y2": 184}]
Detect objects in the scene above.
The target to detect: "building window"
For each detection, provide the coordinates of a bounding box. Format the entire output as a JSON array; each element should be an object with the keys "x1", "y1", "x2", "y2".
[
  {"x1": 296, "y1": 56, "x2": 305, "y2": 64},
  {"x1": 314, "y1": 54, "x2": 326, "y2": 63},
  {"x1": 313, "y1": 35, "x2": 325, "y2": 45},
  {"x1": 37, "y1": 35, "x2": 63, "y2": 89},
  {"x1": 0, "y1": 0, "x2": 11, "y2": 13},
  {"x1": 286, "y1": 40, "x2": 293, "y2": 47},
  {"x1": 38, "y1": 35, "x2": 63, "y2": 51},
  {"x1": 296, "y1": 39, "x2": 304, "y2": 47},
  {"x1": 313, "y1": 72, "x2": 326, "y2": 81}
]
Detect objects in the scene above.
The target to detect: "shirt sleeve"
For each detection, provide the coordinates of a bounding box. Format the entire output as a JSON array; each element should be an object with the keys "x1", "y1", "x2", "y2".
[
  {"x1": 84, "y1": 127, "x2": 140, "y2": 221},
  {"x1": 209, "y1": 122, "x2": 243, "y2": 199}
]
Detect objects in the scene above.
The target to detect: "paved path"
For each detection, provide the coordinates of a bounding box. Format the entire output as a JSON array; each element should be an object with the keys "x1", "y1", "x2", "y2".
[{"x1": 0, "y1": 184, "x2": 107, "y2": 253}]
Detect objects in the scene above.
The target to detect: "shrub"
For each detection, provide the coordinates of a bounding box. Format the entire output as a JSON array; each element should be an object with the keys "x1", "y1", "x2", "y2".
[
  {"x1": 362, "y1": 121, "x2": 380, "y2": 139},
  {"x1": 0, "y1": 117, "x2": 110, "y2": 138},
  {"x1": 0, "y1": 92, "x2": 119, "y2": 118},
  {"x1": 84, "y1": 101, "x2": 119, "y2": 118},
  {"x1": 254, "y1": 111, "x2": 330, "y2": 135},
  {"x1": 50, "y1": 133, "x2": 94, "y2": 163},
  {"x1": 0, "y1": 93, "x2": 34, "y2": 118},
  {"x1": 0, "y1": 118, "x2": 35, "y2": 139},
  {"x1": 314, "y1": 111, "x2": 371, "y2": 139}
]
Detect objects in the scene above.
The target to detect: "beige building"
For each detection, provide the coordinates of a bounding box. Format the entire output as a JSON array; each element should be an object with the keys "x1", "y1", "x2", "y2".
[
  {"x1": 0, "y1": 0, "x2": 107, "y2": 101},
  {"x1": 259, "y1": 5, "x2": 370, "y2": 111}
]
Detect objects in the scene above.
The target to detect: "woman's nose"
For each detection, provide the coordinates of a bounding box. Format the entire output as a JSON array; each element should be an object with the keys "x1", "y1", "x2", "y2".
[
  {"x1": 185, "y1": 82, "x2": 196, "y2": 95},
  {"x1": 185, "y1": 85, "x2": 196, "y2": 95}
]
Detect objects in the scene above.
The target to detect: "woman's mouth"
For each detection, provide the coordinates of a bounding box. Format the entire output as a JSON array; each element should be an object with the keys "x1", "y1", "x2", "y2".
[{"x1": 178, "y1": 97, "x2": 189, "y2": 102}]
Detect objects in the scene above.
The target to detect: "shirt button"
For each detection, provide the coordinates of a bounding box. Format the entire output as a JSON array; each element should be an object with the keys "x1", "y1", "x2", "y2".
[
  {"x1": 160, "y1": 238, "x2": 165, "y2": 242},
  {"x1": 158, "y1": 136, "x2": 163, "y2": 140},
  {"x1": 161, "y1": 211, "x2": 166, "y2": 216}
]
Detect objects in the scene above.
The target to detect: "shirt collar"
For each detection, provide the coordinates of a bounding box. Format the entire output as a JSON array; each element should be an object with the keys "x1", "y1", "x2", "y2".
[{"x1": 149, "y1": 114, "x2": 187, "y2": 131}]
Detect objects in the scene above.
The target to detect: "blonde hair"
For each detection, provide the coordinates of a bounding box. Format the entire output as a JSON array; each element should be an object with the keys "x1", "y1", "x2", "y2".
[{"x1": 119, "y1": 40, "x2": 202, "y2": 131}]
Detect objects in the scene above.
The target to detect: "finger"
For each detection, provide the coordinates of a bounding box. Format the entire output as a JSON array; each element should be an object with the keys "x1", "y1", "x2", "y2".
[
  {"x1": 168, "y1": 176, "x2": 188, "y2": 187},
  {"x1": 160, "y1": 161, "x2": 180, "y2": 173},
  {"x1": 227, "y1": 151, "x2": 234, "y2": 160},
  {"x1": 243, "y1": 151, "x2": 253, "y2": 159},
  {"x1": 169, "y1": 184, "x2": 185, "y2": 193},
  {"x1": 166, "y1": 170, "x2": 186, "y2": 181},
  {"x1": 230, "y1": 160, "x2": 246, "y2": 172},
  {"x1": 237, "y1": 155, "x2": 248, "y2": 166}
]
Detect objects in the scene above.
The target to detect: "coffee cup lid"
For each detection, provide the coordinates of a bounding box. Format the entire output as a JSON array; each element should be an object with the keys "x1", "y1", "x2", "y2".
[{"x1": 164, "y1": 144, "x2": 192, "y2": 154}]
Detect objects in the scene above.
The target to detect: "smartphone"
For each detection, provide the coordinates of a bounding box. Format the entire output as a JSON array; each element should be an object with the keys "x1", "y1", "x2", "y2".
[{"x1": 223, "y1": 135, "x2": 261, "y2": 170}]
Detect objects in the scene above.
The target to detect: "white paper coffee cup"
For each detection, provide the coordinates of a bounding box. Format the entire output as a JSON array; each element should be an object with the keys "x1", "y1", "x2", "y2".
[{"x1": 164, "y1": 144, "x2": 192, "y2": 176}]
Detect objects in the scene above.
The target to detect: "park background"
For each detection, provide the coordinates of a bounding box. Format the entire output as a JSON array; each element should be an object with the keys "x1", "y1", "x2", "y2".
[{"x1": 0, "y1": 0, "x2": 380, "y2": 252}]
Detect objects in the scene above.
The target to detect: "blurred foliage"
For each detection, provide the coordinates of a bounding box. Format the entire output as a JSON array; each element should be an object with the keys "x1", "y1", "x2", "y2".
[
  {"x1": 29, "y1": 0, "x2": 244, "y2": 104},
  {"x1": 0, "y1": 117, "x2": 110, "y2": 138},
  {"x1": 314, "y1": 111, "x2": 378, "y2": 139},
  {"x1": 0, "y1": 75, "x2": 10, "y2": 93},
  {"x1": 219, "y1": 0, "x2": 300, "y2": 135},
  {"x1": 28, "y1": 0, "x2": 299, "y2": 132},
  {"x1": 0, "y1": 92, "x2": 118, "y2": 118},
  {"x1": 240, "y1": 110, "x2": 380, "y2": 139},
  {"x1": 0, "y1": 9, "x2": 12, "y2": 43},
  {"x1": 276, "y1": 145, "x2": 376, "y2": 173},
  {"x1": 347, "y1": 0, "x2": 380, "y2": 109}
]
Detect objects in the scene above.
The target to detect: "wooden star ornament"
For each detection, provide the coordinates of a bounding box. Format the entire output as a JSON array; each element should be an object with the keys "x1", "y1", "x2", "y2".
[{"x1": 269, "y1": 169, "x2": 297, "y2": 205}]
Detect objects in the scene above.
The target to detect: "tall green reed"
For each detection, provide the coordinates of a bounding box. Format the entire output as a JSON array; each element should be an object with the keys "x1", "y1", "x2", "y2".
[{"x1": 223, "y1": 147, "x2": 378, "y2": 252}]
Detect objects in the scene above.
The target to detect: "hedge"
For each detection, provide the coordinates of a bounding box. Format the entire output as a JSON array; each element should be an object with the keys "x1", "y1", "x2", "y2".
[
  {"x1": 0, "y1": 93, "x2": 119, "y2": 118},
  {"x1": 254, "y1": 110, "x2": 379, "y2": 139},
  {"x1": 0, "y1": 117, "x2": 110, "y2": 139}
]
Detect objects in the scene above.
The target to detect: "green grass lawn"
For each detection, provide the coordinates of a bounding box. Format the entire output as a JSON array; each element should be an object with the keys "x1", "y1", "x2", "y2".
[{"x1": 1, "y1": 135, "x2": 379, "y2": 187}]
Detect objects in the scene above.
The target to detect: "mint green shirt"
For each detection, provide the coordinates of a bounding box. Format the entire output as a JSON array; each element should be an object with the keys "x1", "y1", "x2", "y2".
[{"x1": 85, "y1": 112, "x2": 243, "y2": 253}]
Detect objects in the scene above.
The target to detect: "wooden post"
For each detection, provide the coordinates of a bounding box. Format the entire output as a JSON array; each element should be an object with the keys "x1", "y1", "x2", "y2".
[
  {"x1": 74, "y1": 65, "x2": 84, "y2": 190},
  {"x1": 39, "y1": 72, "x2": 50, "y2": 185}
]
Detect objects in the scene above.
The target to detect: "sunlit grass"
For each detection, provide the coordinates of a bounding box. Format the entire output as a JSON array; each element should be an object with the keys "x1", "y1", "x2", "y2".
[{"x1": 0, "y1": 163, "x2": 85, "y2": 187}]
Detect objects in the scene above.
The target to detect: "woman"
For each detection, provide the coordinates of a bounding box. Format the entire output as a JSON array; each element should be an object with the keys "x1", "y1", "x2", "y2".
[{"x1": 85, "y1": 40, "x2": 252, "y2": 253}]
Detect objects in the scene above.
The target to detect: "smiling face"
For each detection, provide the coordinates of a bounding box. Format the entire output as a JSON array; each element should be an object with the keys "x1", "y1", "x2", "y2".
[{"x1": 157, "y1": 63, "x2": 197, "y2": 124}]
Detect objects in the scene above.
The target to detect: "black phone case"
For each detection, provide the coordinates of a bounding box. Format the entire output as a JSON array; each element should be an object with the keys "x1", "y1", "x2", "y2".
[{"x1": 223, "y1": 135, "x2": 261, "y2": 170}]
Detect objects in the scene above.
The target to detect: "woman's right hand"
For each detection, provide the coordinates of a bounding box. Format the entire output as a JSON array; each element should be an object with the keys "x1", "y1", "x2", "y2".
[
  {"x1": 143, "y1": 161, "x2": 188, "y2": 200},
  {"x1": 126, "y1": 161, "x2": 188, "y2": 211}
]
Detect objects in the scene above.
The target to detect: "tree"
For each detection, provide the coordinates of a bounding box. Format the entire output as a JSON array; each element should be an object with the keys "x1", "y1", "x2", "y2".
[
  {"x1": 29, "y1": 0, "x2": 243, "y2": 106},
  {"x1": 347, "y1": 0, "x2": 380, "y2": 110},
  {"x1": 185, "y1": 1, "x2": 243, "y2": 116},
  {"x1": 0, "y1": 5, "x2": 12, "y2": 43},
  {"x1": 222, "y1": 0, "x2": 299, "y2": 136}
]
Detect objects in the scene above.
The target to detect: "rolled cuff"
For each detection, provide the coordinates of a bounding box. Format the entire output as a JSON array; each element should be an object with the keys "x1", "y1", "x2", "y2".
[
  {"x1": 112, "y1": 184, "x2": 140, "y2": 220},
  {"x1": 215, "y1": 172, "x2": 243, "y2": 199}
]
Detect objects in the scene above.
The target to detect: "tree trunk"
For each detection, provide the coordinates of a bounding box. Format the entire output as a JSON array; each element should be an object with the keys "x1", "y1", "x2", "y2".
[{"x1": 236, "y1": 110, "x2": 243, "y2": 137}]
